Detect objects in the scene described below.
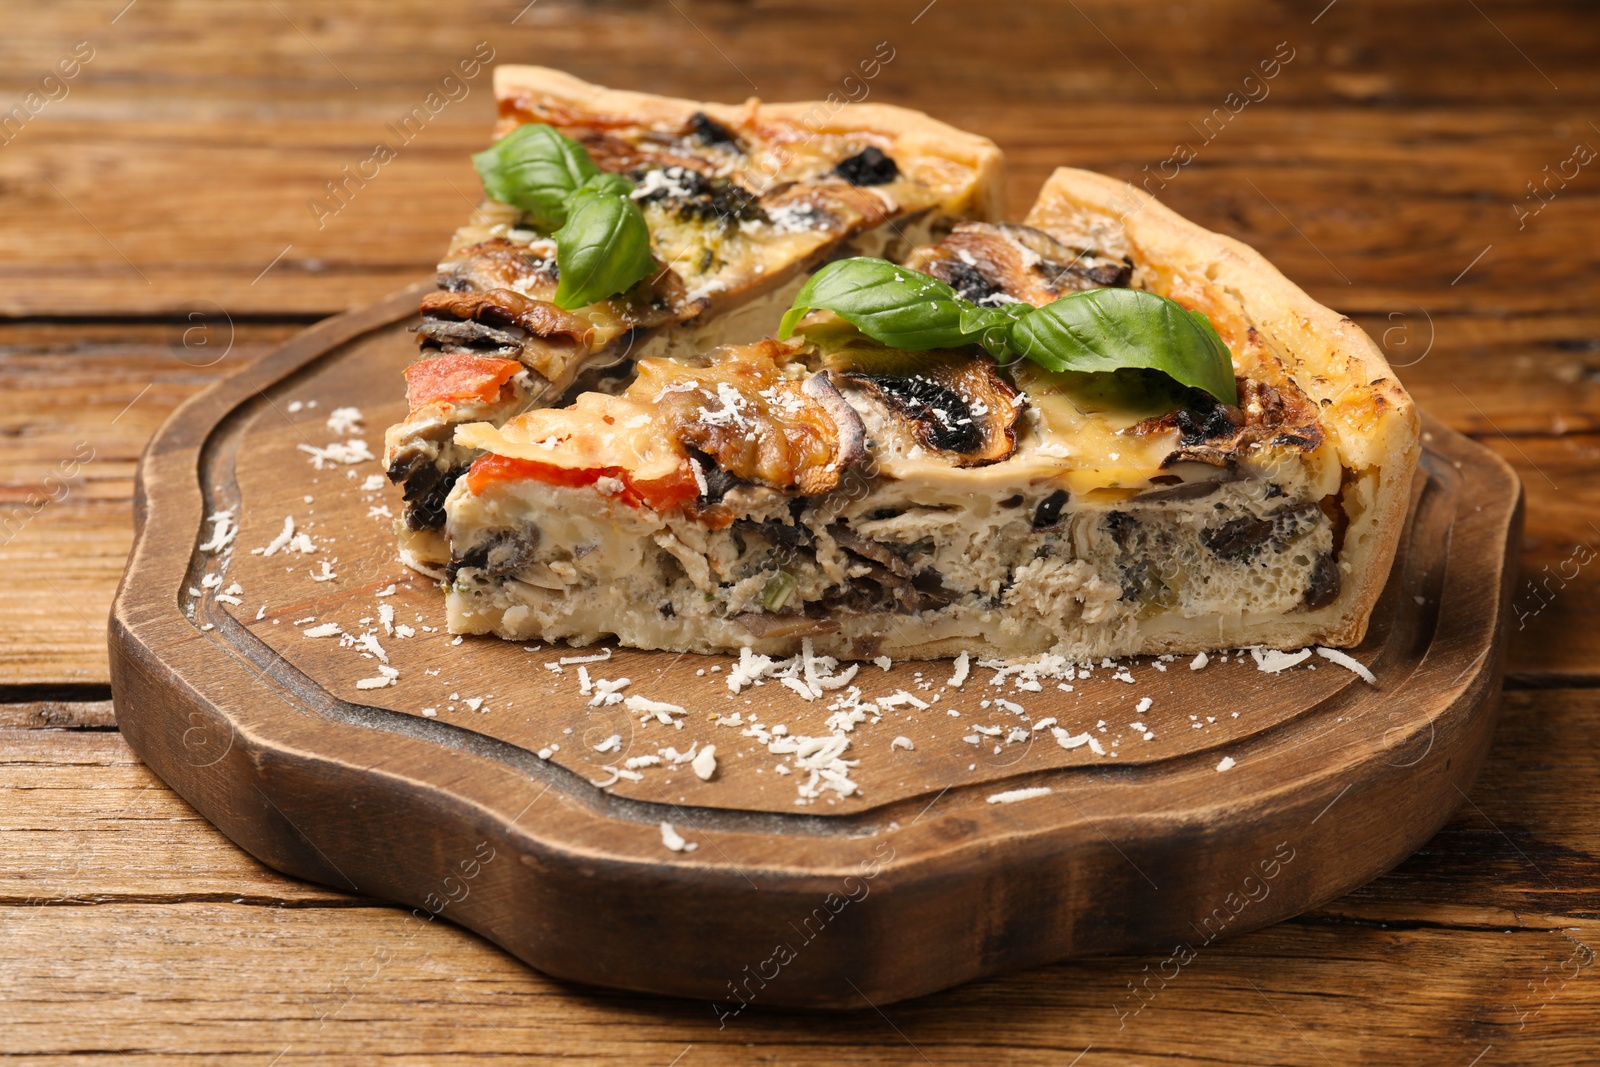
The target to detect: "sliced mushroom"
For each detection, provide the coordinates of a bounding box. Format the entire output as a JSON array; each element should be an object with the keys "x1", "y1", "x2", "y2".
[
  {"x1": 1200, "y1": 503, "x2": 1321, "y2": 563},
  {"x1": 421, "y1": 288, "x2": 596, "y2": 347},
  {"x1": 829, "y1": 523, "x2": 911, "y2": 577},
  {"x1": 1302, "y1": 553, "x2": 1341, "y2": 608},
  {"x1": 830, "y1": 348, "x2": 1023, "y2": 466},
  {"x1": 412, "y1": 318, "x2": 529, "y2": 355},
  {"x1": 801, "y1": 371, "x2": 866, "y2": 475},
  {"x1": 394, "y1": 460, "x2": 468, "y2": 533},
  {"x1": 446, "y1": 528, "x2": 540, "y2": 583},
  {"x1": 903, "y1": 222, "x2": 1132, "y2": 308},
  {"x1": 1131, "y1": 479, "x2": 1224, "y2": 504},
  {"x1": 640, "y1": 341, "x2": 864, "y2": 495},
  {"x1": 1131, "y1": 376, "x2": 1324, "y2": 469}
]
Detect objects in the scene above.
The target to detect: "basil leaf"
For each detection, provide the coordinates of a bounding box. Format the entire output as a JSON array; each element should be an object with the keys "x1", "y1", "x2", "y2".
[
  {"x1": 1008, "y1": 288, "x2": 1238, "y2": 404},
  {"x1": 552, "y1": 183, "x2": 656, "y2": 310},
  {"x1": 576, "y1": 171, "x2": 635, "y2": 200},
  {"x1": 778, "y1": 257, "x2": 983, "y2": 350},
  {"x1": 958, "y1": 302, "x2": 1030, "y2": 361},
  {"x1": 473, "y1": 123, "x2": 600, "y2": 230},
  {"x1": 776, "y1": 256, "x2": 1238, "y2": 405}
]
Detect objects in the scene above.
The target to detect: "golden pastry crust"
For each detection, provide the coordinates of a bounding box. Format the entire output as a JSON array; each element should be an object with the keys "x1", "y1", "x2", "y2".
[{"x1": 491, "y1": 65, "x2": 1005, "y2": 221}]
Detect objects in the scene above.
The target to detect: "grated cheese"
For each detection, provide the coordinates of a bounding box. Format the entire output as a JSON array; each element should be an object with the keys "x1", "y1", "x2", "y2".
[
  {"x1": 1252, "y1": 647, "x2": 1313, "y2": 674},
  {"x1": 659, "y1": 821, "x2": 697, "y2": 852},
  {"x1": 987, "y1": 787, "x2": 1052, "y2": 804},
  {"x1": 948, "y1": 651, "x2": 971, "y2": 687},
  {"x1": 1315, "y1": 646, "x2": 1377, "y2": 684}
]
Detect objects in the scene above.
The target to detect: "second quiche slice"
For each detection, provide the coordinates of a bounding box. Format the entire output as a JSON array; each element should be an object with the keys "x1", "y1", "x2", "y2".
[
  {"x1": 435, "y1": 168, "x2": 1419, "y2": 661},
  {"x1": 383, "y1": 67, "x2": 1003, "y2": 566}
]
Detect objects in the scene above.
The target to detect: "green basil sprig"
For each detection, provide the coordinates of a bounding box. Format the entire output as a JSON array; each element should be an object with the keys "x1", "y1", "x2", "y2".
[
  {"x1": 552, "y1": 175, "x2": 656, "y2": 310},
  {"x1": 472, "y1": 124, "x2": 655, "y2": 310},
  {"x1": 472, "y1": 124, "x2": 601, "y2": 229},
  {"x1": 779, "y1": 257, "x2": 1238, "y2": 404}
]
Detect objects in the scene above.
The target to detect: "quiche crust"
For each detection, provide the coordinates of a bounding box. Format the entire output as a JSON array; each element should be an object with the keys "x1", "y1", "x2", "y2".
[
  {"x1": 490, "y1": 65, "x2": 1006, "y2": 221},
  {"x1": 1024, "y1": 167, "x2": 1419, "y2": 648}
]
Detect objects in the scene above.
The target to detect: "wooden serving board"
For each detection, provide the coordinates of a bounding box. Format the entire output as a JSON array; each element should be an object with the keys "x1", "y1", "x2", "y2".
[{"x1": 110, "y1": 283, "x2": 1523, "y2": 1009}]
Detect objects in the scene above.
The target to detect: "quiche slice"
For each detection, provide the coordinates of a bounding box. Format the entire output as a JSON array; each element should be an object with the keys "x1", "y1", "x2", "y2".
[
  {"x1": 437, "y1": 168, "x2": 1419, "y2": 660},
  {"x1": 383, "y1": 66, "x2": 1003, "y2": 567}
]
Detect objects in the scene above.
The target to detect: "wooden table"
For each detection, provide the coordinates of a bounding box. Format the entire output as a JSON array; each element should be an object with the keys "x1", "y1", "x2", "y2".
[{"x1": 3, "y1": 1, "x2": 1597, "y2": 1062}]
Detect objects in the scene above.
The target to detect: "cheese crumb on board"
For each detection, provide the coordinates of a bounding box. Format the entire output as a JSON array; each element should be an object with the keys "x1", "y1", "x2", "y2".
[
  {"x1": 356, "y1": 665, "x2": 399, "y2": 690},
  {"x1": 659, "y1": 822, "x2": 697, "y2": 852},
  {"x1": 297, "y1": 439, "x2": 375, "y2": 470},
  {"x1": 1252, "y1": 647, "x2": 1312, "y2": 674},
  {"x1": 626, "y1": 694, "x2": 686, "y2": 726},
  {"x1": 198, "y1": 510, "x2": 237, "y2": 553},
  {"x1": 1315, "y1": 646, "x2": 1377, "y2": 684},
  {"x1": 987, "y1": 786, "x2": 1052, "y2": 804},
  {"x1": 259, "y1": 516, "x2": 296, "y2": 557},
  {"x1": 325, "y1": 407, "x2": 363, "y2": 434},
  {"x1": 1216, "y1": 756, "x2": 1236, "y2": 772},
  {"x1": 692, "y1": 745, "x2": 718, "y2": 781}
]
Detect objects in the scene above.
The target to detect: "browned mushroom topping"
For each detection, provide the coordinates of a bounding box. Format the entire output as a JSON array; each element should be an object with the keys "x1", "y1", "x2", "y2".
[
  {"x1": 439, "y1": 238, "x2": 559, "y2": 294},
  {"x1": 633, "y1": 340, "x2": 865, "y2": 496},
  {"x1": 431, "y1": 240, "x2": 685, "y2": 332},
  {"x1": 420, "y1": 288, "x2": 595, "y2": 345},
  {"x1": 1131, "y1": 376, "x2": 1323, "y2": 468},
  {"x1": 903, "y1": 222, "x2": 1132, "y2": 308},
  {"x1": 830, "y1": 348, "x2": 1023, "y2": 466}
]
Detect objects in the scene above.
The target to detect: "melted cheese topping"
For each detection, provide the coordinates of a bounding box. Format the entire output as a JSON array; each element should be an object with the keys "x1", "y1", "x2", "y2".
[
  {"x1": 1010, "y1": 364, "x2": 1185, "y2": 497},
  {"x1": 455, "y1": 394, "x2": 682, "y2": 482}
]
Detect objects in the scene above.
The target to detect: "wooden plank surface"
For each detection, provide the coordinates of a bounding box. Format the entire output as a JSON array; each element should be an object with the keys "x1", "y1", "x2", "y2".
[
  {"x1": 1, "y1": 0, "x2": 1597, "y2": 1060},
  {"x1": 4, "y1": 689, "x2": 1597, "y2": 1065}
]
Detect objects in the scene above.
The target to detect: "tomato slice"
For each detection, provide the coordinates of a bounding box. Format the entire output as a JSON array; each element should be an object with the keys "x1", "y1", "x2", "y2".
[
  {"x1": 404, "y1": 354, "x2": 523, "y2": 411},
  {"x1": 466, "y1": 454, "x2": 700, "y2": 514}
]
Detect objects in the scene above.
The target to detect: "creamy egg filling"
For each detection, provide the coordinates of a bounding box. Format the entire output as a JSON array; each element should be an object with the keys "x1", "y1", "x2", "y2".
[{"x1": 441, "y1": 347, "x2": 1343, "y2": 661}]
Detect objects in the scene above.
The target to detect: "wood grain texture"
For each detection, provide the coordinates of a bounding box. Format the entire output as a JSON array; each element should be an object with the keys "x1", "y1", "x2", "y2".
[
  {"x1": 105, "y1": 280, "x2": 1522, "y2": 1005},
  {"x1": 5, "y1": 689, "x2": 1597, "y2": 1065},
  {"x1": 0, "y1": 1, "x2": 1596, "y2": 316},
  {"x1": 0, "y1": 324, "x2": 300, "y2": 685},
  {"x1": 1, "y1": 0, "x2": 1596, "y2": 1058}
]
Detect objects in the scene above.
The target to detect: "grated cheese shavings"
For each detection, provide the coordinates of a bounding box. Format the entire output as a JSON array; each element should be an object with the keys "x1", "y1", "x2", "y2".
[
  {"x1": 987, "y1": 787, "x2": 1053, "y2": 804},
  {"x1": 1315, "y1": 646, "x2": 1377, "y2": 684}
]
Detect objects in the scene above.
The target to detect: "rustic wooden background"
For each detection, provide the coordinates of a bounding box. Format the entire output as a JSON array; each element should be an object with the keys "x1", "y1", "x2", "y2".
[{"x1": 3, "y1": 0, "x2": 1597, "y2": 1062}]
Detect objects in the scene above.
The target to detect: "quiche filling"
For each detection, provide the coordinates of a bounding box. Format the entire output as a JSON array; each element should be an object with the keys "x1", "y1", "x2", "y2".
[
  {"x1": 440, "y1": 221, "x2": 1348, "y2": 661},
  {"x1": 385, "y1": 70, "x2": 1418, "y2": 660},
  {"x1": 383, "y1": 71, "x2": 1002, "y2": 562}
]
